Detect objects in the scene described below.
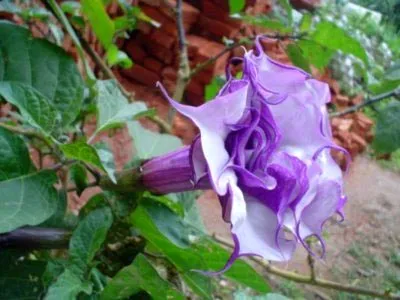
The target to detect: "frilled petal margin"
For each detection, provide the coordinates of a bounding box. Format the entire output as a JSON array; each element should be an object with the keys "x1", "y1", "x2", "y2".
[{"x1": 141, "y1": 35, "x2": 350, "y2": 275}]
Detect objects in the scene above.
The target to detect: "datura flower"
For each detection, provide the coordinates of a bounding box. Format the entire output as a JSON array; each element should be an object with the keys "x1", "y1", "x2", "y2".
[{"x1": 141, "y1": 36, "x2": 348, "y2": 273}]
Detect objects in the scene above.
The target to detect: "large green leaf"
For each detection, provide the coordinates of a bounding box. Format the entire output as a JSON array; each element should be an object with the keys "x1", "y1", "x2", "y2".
[
  {"x1": 45, "y1": 269, "x2": 92, "y2": 300},
  {"x1": 369, "y1": 79, "x2": 400, "y2": 95},
  {"x1": 0, "y1": 126, "x2": 34, "y2": 181},
  {"x1": 386, "y1": 63, "x2": 400, "y2": 81},
  {"x1": 131, "y1": 206, "x2": 270, "y2": 297},
  {"x1": 95, "y1": 80, "x2": 147, "y2": 134},
  {"x1": 0, "y1": 82, "x2": 58, "y2": 134},
  {"x1": 94, "y1": 142, "x2": 117, "y2": 184},
  {"x1": 0, "y1": 251, "x2": 46, "y2": 300},
  {"x1": 100, "y1": 254, "x2": 185, "y2": 300},
  {"x1": 285, "y1": 44, "x2": 311, "y2": 73},
  {"x1": 277, "y1": 0, "x2": 292, "y2": 26},
  {"x1": 297, "y1": 39, "x2": 334, "y2": 69},
  {"x1": 81, "y1": 0, "x2": 114, "y2": 48},
  {"x1": 229, "y1": 0, "x2": 245, "y2": 13},
  {"x1": 60, "y1": 141, "x2": 105, "y2": 171},
  {"x1": 0, "y1": 170, "x2": 58, "y2": 233},
  {"x1": 127, "y1": 121, "x2": 182, "y2": 159},
  {"x1": 69, "y1": 207, "x2": 113, "y2": 273},
  {"x1": 69, "y1": 163, "x2": 88, "y2": 197},
  {"x1": 311, "y1": 21, "x2": 368, "y2": 66},
  {"x1": 241, "y1": 15, "x2": 290, "y2": 33},
  {"x1": 0, "y1": 21, "x2": 84, "y2": 127},
  {"x1": 141, "y1": 200, "x2": 203, "y2": 248},
  {"x1": 373, "y1": 101, "x2": 400, "y2": 153}
]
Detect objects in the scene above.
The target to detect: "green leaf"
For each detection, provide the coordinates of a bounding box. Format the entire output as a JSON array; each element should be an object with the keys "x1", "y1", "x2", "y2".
[
  {"x1": 45, "y1": 269, "x2": 92, "y2": 300},
  {"x1": 0, "y1": 170, "x2": 58, "y2": 233},
  {"x1": 240, "y1": 15, "x2": 290, "y2": 33},
  {"x1": 205, "y1": 76, "x2": 225, "y2": 101},
  {"x1": 81, "y1": 0, "x2": 115, "y2": 48},
  {"x1": 277, "y1": 0, "x2": 293, "y2": 26},
  {"x1": 297, "y1": 40, "x2": 334, "y2": 69},
  {"x1": 311, "y1": 21, "x2": 368, "y2": 66},
  {"x1": 69, "y1": 207, "x2": 113, "y2": 273},
  {"x1": 127, "y1": 121, "x2": 182, "y2": 159},
  {"x1": 141, "y1": 200, "x2": 203, "y2": 248},
  {"x1": 373, "y1": 101, "x2": 400, "y2": 153},
  {"x1": 0, "y1": 126, "x2": 34, "y2": 181},
  {"x1": 95, "y1": 80, "x2": 147, "y2": 134},
  {"x1": 41, "y1": 190, "x2": 68, "y2": 227},
  {"x1": 0, "y1": 82, "x2": 58, "y2": 134},
  {"x1": 369, "y1": 80, "x2": 400, "y2": 94},
  {"x1": 94, "y1": 142, "x2": 117, "y2": 184},
  {"x1": 131, "y1": 206, "x2": 270, "y2": 297},
  {"x1": 0, "y1": 21, "x2": 84, "y2": 127},
  {"x1": 79, "y1": 193, "x2": 108, "y2": 218},
  {"x1": 70, "y1": 163, "x2": 88, "y2": 196},
  {"x1": 299, "y1": 13, "x2": 312, "y2": 32},
  {"x1": 61, "y1": 1, "x2": 81, "y2": 16},
  {"x1": 100, "y1": 254, "x2": 185, "y2": 300},
  {"x1": 0, "y1": 251, "x2": 46, "y2": 300},
  {"x1": 229, "y1": 0, "x2": 245, "y2": 13},
  {"x1": 106, "y1": 45, "x2": 133, "y2": 68},
  {"x1": 386, "y1": 64, "x2": 400, "y2": 81},
  {"x1": 61, "y1": 141, "x2": 105, "y2": 171},
  {"x1": 285, "y1": 44, "x2": 311, "y2": 73}
]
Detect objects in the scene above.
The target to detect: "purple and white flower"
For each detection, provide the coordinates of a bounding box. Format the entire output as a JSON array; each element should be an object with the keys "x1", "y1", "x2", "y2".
[{"x1": 141, "y1": 36, "x2": 348, "y2": 272}]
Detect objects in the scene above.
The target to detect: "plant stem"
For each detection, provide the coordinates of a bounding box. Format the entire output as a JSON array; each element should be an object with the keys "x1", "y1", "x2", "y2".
[
  {"x1": 0, "y1": 227, "x2": 71, "y2": 249},
  {"x1": 214, "y1": 235, "x2": 398, "y2": 299},
  {"x1": 167, "y1": 0, "x2": 191, "y2": 124},
  {"x1": 0, "y1": 122, "x2": 53, "y2": 149},
  {"x1": 330, "y1": 88, "x2": 400, "y2": 117}
]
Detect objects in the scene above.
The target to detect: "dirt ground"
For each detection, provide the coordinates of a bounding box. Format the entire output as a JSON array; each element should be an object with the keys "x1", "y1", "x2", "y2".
[{"x1": 197, "y1": 155, "x2": 400, "y2": 299}]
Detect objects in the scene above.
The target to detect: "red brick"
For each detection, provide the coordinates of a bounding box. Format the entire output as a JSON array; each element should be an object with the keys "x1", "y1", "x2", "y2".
[
  {"x1": 142, "y1": 41, "x2": 174, "y2": 64},
  {"x1": 124, "y1": 39, "x2": 147, "y2": 62},
  {"x1": 161, "y1": 0, "x2": 200, "y2": 25},
  {"x1": 143, "y1": 57, "x2": 164, "y2": 73},
  {"x1": 149, "y1": 30, "x2": 176, "y2": 49},
  {"x1": 338, "y1": 119, "x2": 353, "y2": 132},
  {"x1": 140, "y1": 0, "x2": 162, "y2": 6},
  {"x1": 350, "y1": 132, "x2": 367, "y2": 152},
  {"x1": 162, "y1": 67, "x2": 177, "y2": 81},
  {"x1": 198, "y1": 15, "x2": 239, "y2": 39},
  {"x1": 141, "y1": 5, "x2": 170, "y2": 24},
  {"x1": 137, "y1": 21, "x2": 153, "y2": 34},
  {"x1": 185, "y1": 91, "x2": 204, "y2": 106},
  {"x1": 187, "y1": 80, "x2": 204, "y2": 96},
  {"x1": 121, "y1": 64, "x2": 161, "y2": 86},
  {"x1": 335, "y1": 94, "x2": 350, "y2": 106}
]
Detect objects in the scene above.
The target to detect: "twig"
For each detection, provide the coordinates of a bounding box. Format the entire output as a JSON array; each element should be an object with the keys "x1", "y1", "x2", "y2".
[
  {"x1": 330, "y1": 88, "x2": 400, "y2": 118},
  {"x1": 167, "y1": 0, "x2": 191, "y2": 123},
  {"x1": 0, "y1": 122, "x2": 53, "y2": 149},
  {"x1": 214, "y1": 235, "x2": 398, "y2": 299}
]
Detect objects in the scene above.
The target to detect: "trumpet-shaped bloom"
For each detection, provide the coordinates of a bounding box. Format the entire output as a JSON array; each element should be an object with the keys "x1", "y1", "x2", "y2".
[{"x1": 141, "y1": 36, "x2": 348, "y2": 272}]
